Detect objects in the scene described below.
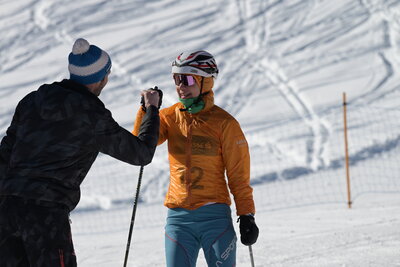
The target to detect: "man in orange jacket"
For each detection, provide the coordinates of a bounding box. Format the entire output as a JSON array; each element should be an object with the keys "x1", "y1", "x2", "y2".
[{"x1": 133, "y1": 51, "x2": 258, "y2": 266}]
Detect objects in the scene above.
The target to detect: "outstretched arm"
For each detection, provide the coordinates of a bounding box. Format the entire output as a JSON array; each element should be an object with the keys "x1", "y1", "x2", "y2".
[{"x1": 95, "y1": 93, "x2": 160, "y2": 166}]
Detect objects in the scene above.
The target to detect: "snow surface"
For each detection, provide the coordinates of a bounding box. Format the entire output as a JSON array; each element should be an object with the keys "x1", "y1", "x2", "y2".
[{"x1": 1, "y1": 0, "x2": 400, "y2": 266}]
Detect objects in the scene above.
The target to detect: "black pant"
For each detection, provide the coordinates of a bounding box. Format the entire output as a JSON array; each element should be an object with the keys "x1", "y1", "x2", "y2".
[{"x1": 0, "y1": 196, "x2": 77, "y2": 267}]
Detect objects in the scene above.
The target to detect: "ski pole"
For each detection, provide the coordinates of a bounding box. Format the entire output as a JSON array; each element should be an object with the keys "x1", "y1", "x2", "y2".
[
  {"x1": 123, "y1": 165, "x2": 144, "y2": 267},
  {"x1": 249, "y1": 245, "x2": 255, "y2": 267}
]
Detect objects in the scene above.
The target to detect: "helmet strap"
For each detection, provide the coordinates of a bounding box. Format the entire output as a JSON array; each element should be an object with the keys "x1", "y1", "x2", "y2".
[
  {"x1": 179, "y1": 77, "x2": 207, "y2": 112},
  {"x1": 193, "y1": 77, "x2": 204, "y2": 105}
]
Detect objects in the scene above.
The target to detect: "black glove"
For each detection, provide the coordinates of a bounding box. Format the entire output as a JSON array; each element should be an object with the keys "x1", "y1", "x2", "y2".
[
  {"x1": 141, "y1": 86, "x2": 163, "y2": 111},
  {"x1": 238, "y1": 215, "x2": 259, "y2": 246}
]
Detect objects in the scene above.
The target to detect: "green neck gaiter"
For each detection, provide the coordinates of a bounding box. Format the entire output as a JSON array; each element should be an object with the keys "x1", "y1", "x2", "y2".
[{"x1": 179, "y1": 97, "x2": 205, "y2": 114}]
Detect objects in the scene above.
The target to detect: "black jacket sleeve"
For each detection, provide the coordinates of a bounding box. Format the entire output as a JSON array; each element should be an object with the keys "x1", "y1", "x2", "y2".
[
  {"x1": 94, "y1": 105, "x2": 160, "y2": 166},
  {"x1": 0, "y1": 106, "x2": 19, "y2": 180}
]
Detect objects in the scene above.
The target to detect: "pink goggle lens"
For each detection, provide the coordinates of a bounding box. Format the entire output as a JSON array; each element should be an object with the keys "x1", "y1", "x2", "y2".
[{"x1": 173, "y1": 75, "x2": 195, "y2": 86}]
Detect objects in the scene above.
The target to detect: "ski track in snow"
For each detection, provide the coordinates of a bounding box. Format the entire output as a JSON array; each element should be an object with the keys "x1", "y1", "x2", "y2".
[
  {"x1": 1, "y1": 1, "x2": 400, "y2": 266},
  {"x1": 222, "y1": 0, "x2": 331, "y2": 171},
  {"x1": 260, "y1": 58, "x2": 331, "y2": 171},
  {"x1": 1, "y1": 0, "x2": 400, "y2": 221},
  {"x1": 356, "y1": 0, "x2": 400, "y2": 105},
  {"x1": 2, "y1": 0, "x2": 399, "y2": 204}
]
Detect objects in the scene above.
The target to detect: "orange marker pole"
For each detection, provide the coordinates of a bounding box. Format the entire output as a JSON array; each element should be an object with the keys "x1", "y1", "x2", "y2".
[{"x1": 343, "y1": 93, "x2": 352, "y2": 208}]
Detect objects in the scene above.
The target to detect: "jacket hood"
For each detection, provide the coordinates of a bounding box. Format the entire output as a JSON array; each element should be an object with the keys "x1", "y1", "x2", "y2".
[
  {"x1": 202, "y1": 90, "x2": 214, "y2": 112},
  {"x1": 189, "y1": 76, "x2": 215, "y2": 112}
]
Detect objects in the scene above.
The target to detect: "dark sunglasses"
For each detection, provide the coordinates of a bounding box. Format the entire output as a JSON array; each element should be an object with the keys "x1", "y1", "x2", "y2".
[{"x1": 173, "y1": 74, "x2": 196, "y2": 86}]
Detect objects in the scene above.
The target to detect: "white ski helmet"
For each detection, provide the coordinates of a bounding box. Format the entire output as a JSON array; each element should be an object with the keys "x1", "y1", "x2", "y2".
[{"x1": 172, "y1": 51, "x2": 218, "y2": 79}]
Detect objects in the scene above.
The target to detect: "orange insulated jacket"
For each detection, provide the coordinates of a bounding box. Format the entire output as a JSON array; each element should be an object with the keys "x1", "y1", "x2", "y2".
[{"x1": 133, "y1": 86, "x2": 255, "y2": 216}]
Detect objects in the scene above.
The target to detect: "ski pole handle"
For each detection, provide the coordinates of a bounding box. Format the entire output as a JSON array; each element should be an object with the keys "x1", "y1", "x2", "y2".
[{"x1": 141, "y1": 86, "x2": 163, "y2": 111}]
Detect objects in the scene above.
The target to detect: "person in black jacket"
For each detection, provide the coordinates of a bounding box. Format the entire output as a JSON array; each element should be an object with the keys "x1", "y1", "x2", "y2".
[{"x1": 0, "y1": 38, "x2": 160, "y2": 267}]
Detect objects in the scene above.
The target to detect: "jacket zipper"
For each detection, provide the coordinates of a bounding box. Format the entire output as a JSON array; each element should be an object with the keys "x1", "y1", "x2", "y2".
[{"x1": 185, "y1": 117, "x2": 193, "y2": 206}]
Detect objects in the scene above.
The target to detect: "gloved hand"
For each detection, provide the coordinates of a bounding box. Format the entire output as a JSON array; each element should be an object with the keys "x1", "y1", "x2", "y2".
[
  {"x1": 141, "y1": 86, "x2": 163, "y2": 111},
  {"x1": 238, "y1": 215, "x2": 259, "y2": 246}
]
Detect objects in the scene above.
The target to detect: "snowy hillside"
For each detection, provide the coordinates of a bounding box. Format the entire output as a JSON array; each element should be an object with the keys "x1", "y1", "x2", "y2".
[{"x1": 1, "y1": 0, "x2": 400, "y2": 266}]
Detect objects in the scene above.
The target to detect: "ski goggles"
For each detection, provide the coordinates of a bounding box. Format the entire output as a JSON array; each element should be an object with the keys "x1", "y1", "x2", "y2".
[{"x1": 173, "y1": 74, "x2": 196, "y2": 86}]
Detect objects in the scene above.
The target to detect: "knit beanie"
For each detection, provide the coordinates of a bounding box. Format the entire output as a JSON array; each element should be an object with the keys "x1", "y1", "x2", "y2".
[{"x1": 68, "y1": 38, "x2": 112, "y2": 85}]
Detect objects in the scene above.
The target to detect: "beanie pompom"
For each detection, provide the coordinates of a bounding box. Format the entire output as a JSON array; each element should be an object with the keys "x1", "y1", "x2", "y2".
[{"x1": 72, "y1": 38, "x2": 90, "y2": 55}]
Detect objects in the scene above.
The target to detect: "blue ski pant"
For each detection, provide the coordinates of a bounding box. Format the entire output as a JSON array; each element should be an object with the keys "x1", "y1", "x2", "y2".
[{"x1": 165, "y1": 203, "x2": 237, "y2": 267}]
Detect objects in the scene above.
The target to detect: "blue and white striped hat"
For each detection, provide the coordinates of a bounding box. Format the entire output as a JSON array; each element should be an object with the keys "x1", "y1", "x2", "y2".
[{"x1": 68, "y1": 38, "x2": 112, "y2": 85}]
